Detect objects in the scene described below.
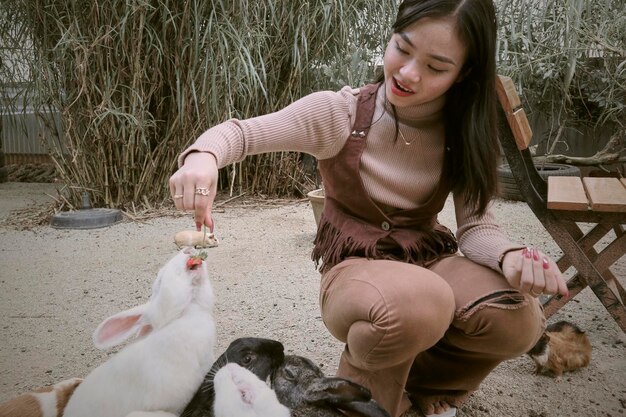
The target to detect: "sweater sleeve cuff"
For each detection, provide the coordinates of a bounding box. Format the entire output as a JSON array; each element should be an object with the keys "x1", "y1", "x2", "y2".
[
  {"x1": 177, "y1": 149, "x2": 219, "y2": 169},
  {"x1": 497, "y1": 245, "x2": 526, "y2": 273},
  {"x1": 177, "y1": 120, "x2": 245, "y2": 169}
]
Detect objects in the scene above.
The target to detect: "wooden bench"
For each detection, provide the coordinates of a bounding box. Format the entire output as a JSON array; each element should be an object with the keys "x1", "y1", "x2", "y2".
[
  {"x1": 548, "y1": 177, "x2": 626, "y2": 212},
  {"x1": 496, "y1": 75, "x2": 626, "y2": 333}
]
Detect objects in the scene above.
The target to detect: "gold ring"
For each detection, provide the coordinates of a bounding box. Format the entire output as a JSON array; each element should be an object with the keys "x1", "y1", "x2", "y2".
[
  {"x1": 530, "y1": 290, "x2": 542, "y2": 297},
  {"x1": 173, "y1": 194, "x2": 183, "y2": 199},
  {"x1": 195, "y1": 187, "x2": 210, "y2": 196}
]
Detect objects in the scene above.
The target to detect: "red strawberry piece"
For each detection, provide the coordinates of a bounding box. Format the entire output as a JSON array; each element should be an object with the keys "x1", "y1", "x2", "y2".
[{"x1": 186, "y1": 256, "x2": 203, "y2": 270}]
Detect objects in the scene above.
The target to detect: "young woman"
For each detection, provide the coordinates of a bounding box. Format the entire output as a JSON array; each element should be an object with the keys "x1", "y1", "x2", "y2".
[{"x1": 169, "y1": 1, "x2": 568, "y2": 416}]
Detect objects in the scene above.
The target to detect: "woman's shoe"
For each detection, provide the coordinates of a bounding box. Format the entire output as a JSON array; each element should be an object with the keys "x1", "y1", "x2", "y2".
[{"x1": 425, "y1": 407, "x2": 457, "y2": 417}]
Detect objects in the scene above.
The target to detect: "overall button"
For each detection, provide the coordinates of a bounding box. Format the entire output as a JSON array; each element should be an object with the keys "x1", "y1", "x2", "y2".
[{"x1": 381, "y1": 221, "x2": 390, "y2": 231}]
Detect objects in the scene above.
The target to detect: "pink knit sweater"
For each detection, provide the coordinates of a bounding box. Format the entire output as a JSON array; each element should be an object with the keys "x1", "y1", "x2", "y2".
[{"x1": 179, "y1": 85, "x2": 524, "y2": 272}]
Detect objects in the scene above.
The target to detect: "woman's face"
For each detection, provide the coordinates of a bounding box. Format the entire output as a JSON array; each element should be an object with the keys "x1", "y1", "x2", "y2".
[{"x1": 383, "y1": 16, "x2": 467, "y2": 107}]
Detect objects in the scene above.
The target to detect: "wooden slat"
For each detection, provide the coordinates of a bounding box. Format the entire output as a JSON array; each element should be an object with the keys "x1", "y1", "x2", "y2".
[
  {"x1": 548, "y1": 176, "x2": 589, "y2": 211},
  {"x1": 582, "y1": 177, "x2": 626, "y2": 212},
  {"x1": 507, "y1": 108, "x2": 533, "y2": 151},
  {"x1": 496, "y1": 76, "x2": 533, "y2": 151},
  {"x1": 496, "y1": 75, "x2": 521, "y2": 113}
]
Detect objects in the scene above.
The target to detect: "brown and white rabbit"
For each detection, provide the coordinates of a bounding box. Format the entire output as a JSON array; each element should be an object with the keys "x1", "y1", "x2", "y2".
[
  {"x1": 213, "y1": 363, "x2": 291, "y2": 417},
  {"x1": 527, "y1": 320, "x2": 592, "y2": 377},
  {"x1": 63, "y1": 248, "x2": 216, "y2": 417},
  {"x1": 0, "y1": 378, "x2": 82, "y2": 417},
  {"x1": 181, "y1": 337, "x2": 285, "y2": 417},
  {"x1": 271, "y1": 355, "x2": 391, "y2": 417}
]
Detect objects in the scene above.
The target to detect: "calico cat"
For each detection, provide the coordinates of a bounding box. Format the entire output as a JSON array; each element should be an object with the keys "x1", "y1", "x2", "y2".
[{"x1": 527, "y1": 320, "x2": 592, "y2": 377}]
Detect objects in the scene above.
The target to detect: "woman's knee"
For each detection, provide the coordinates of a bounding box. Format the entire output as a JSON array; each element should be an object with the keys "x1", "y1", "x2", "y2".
[
  {"x1": 456, "y1": 292, "x2": 545, "y2": 358},
  {"x1": 320, "y1": 259, "x2": 456, "y2": 369},
  {"x1": 431, "y1": 256, "x2": 545, "y2": 357},
  {"x1": 504, "y1": 296, "x2": 546, "y2": 355}
]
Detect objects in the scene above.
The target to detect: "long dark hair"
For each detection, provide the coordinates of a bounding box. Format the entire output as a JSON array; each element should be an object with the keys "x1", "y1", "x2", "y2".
[{"x1": 378, "y1": 0, "x2": 499, "y2": 216}]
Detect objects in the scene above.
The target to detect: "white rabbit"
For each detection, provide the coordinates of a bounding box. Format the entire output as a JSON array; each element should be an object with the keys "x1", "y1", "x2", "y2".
[
  {"x1": 181, "y1": 337, "x2": 285, "y2": 417},
  {"x1": 213, "y1": 363, "x2": 290, "y2": 417},
  {"x1": 63, "y1": 248, "x2": 216, "y2": 417}
]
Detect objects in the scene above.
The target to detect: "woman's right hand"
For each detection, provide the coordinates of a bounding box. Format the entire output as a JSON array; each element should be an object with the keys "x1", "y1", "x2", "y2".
[{"x1": 169, "y1": 151, "x2": 219, "y2": 231}]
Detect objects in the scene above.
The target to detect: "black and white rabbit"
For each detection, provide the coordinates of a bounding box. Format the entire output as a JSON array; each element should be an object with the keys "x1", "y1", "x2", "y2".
[
  {"x1": 63, "y1": 248, "x2": 216, "y2": 417},
  {"x1": 180, "y1": 337, "x2": 285, "y2": 417},
  {"x1": 213, "y1": 363, "x2": 290, "y2": 417},
  {"x1": 271, "y1": 355, "x2": 391, "y2": 417}
]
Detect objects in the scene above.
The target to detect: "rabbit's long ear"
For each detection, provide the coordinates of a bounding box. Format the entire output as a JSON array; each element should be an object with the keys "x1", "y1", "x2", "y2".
[
  {"x1": 92, "y1": 303, "x2": 152, "y2": 349},
  {"x1": 338, "y1": 400, "x2": 392, "y2": 417},
  {"x1": 304, "y1": 377, "x2": 371, "y2": 406}
]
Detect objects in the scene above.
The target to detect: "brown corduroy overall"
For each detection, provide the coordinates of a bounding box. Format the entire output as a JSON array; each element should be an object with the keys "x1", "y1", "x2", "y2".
[{"x1": 313, "y1": 84, "x2": 545, "y2": 417}]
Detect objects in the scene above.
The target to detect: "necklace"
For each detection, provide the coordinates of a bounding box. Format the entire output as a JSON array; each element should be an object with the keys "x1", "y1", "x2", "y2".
[
  {"x1": 382, "y1": 98, "x2": 420, "y2": 146},
  {"x1": 398, "y1": 127, "x2": 419, "y2": 145}
]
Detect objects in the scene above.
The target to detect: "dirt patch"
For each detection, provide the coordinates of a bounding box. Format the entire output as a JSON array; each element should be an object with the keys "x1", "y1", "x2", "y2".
[{"x1": 0, "y1": 182, "x2": 624, "y2": 416}]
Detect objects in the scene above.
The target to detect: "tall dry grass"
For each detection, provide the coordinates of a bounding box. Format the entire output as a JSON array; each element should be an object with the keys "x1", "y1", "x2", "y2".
[
  {"x1": 4, "y1": 0, "x2": 395, "y2": 208},
  {"x1": 2, "y1": 0, "x2": 623, "y2": 208}
]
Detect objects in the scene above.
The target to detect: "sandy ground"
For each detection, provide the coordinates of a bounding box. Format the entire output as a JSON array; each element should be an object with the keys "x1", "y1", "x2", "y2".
[{"x1": 0, "y1": 182, "x2": 625, "y2": 417}]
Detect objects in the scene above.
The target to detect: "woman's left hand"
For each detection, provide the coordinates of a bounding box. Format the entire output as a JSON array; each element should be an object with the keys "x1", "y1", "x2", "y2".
[{"x1": 501, "y1": 248, "x2": 569, "y2": 298}]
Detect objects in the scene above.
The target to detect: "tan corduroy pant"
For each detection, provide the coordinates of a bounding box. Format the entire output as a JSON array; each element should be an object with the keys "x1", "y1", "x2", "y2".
[{"x1": 319, "y1": 255, "x2": 545, "y2": 417}]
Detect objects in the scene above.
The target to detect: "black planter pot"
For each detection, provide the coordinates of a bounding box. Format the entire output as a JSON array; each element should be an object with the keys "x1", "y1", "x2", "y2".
[{"x1": 497, "y1": 163, "x2": 581, "y2": 201}]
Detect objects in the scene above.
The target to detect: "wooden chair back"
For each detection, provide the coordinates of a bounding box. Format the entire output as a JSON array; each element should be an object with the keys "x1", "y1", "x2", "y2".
[{"x1": 495, "y1": 74, "x2": 626, "y2": 332}]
